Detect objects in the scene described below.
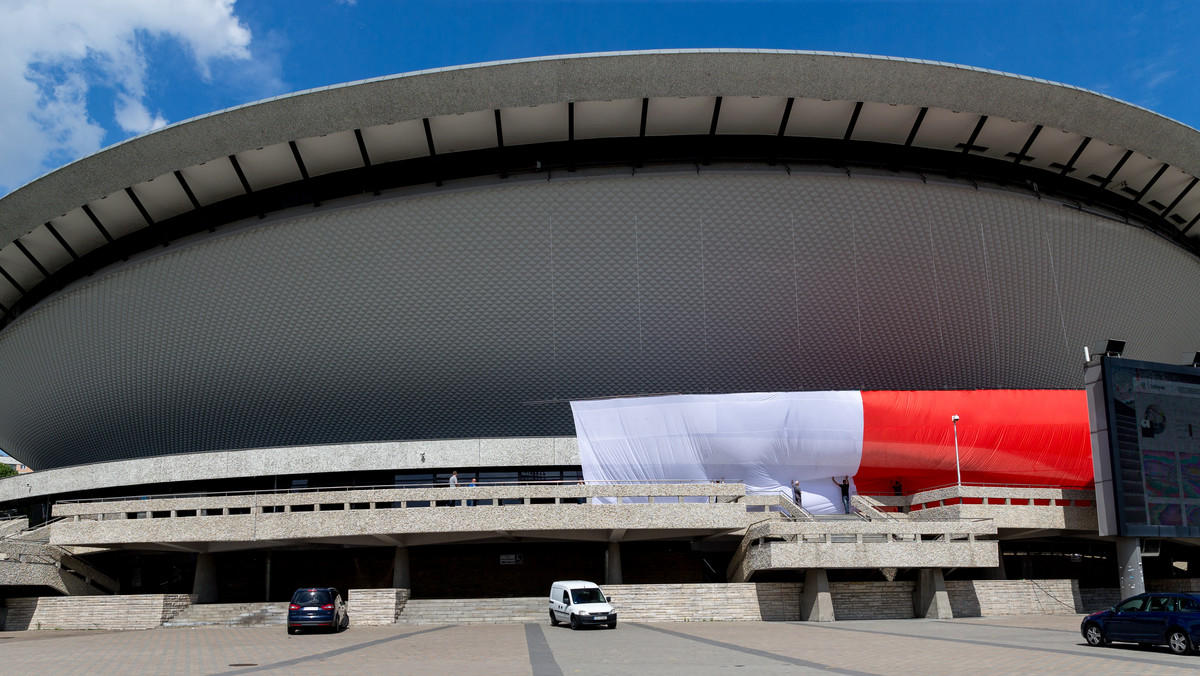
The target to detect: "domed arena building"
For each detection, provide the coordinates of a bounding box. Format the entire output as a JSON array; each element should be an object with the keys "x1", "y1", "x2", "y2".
[{"x1": 0, "y1": 51, "x2": 1198, "y2": 626}]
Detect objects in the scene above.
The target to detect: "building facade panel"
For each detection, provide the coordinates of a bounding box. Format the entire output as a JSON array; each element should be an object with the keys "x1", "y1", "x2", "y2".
[{"x1": 1, "y1": 171, "x2": 1199, "y2": 469}]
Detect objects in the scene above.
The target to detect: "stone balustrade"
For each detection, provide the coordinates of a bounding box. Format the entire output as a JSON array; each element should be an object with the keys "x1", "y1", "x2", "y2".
[
  {"x1": 891, "y1": 486, "x2": 1098, "y2": 531},
  {"x1": 48, "y1": 483, "x2": 761, "y2": 548},
  {"x1": 728, "y1": 516, "x2": 998, "y2": 581},
  {"x1": 54, "y1": 482, "x2": 746, "y2": 518}
]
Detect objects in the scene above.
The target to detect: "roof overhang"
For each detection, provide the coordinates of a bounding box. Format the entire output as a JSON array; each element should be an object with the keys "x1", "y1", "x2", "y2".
[{"x1": 2, "y1": 51, "x2": 1200, "y2": 328}]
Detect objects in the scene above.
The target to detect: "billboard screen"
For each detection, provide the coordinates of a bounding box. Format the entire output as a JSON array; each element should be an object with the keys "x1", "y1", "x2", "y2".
[{"x1": 1089, "y1": 357, "x2": 1200, "y2": 537}]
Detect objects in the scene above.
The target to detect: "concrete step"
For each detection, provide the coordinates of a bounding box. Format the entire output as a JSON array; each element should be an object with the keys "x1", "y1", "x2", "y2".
[
  {"x1": 398, "y1": 597, "x2": 547, "y2": 625},
  {"x1": 163, "y1": 602, "x2": 288, "y2": 628}
]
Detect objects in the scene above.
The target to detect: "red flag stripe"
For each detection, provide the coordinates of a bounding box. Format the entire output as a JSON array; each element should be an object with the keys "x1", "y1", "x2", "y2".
[{"x1": 856, "y1": 390, "x2": 1092, "y2": 494}]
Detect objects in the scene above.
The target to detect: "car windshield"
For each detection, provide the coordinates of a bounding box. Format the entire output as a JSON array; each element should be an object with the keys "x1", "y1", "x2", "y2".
[
  {"x1": 292, "y1": 589, "x2": 332, "y2": 605},
  {"x1": 571, "y1": 588, "x2": 606, "y2": 604}
]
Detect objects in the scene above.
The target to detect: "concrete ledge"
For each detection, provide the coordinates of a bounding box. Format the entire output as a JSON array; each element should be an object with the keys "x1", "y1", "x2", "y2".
[
  {"x1": 50, "y1": 484, "x2": 756, "y2": 548},
  {"x1": 2, "y1": 594, "x2": 194, "y2": 630},
  {"x1": 729, "y1": 517, "x2": 998, "y2": 580},
  {"x1": 349, "y1": 588, "x2": 410, "y2": 625},
  {"x1": 53, "y1": 502, "x2": 755, "y2": 547},
  {"x1": 53, "y1": 481, "x2": 742, "y2": 517},
  {"x1": 0, "y1": 437, "x2": 580, "y2": 504},
  {"x1": 605, "y1": 582, "x2": 804, "y2": 622}
]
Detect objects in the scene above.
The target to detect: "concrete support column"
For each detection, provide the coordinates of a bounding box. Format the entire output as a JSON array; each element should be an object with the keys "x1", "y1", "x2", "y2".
[
  {"x1": 913, "y1": 568, "x2": 953, "y2": 619},
  {"x1": 193, "y1": 553, "x2": 217, "y2": 604},
  {"x1": 1115, "y1": 537, "x2": 1145, "y2": 598},
  {"x1": 605, "y1": 542, "x2": 623, "y2": 585},
  {"x1": 799, "y1": 568, "x2": 834, "y2": 621},
  {"x1": 264, "y1": 551, "x2": 272, "y2": 602},
  {"x1": 392, "y1": 546, "x2": 411, "y2": 589}
]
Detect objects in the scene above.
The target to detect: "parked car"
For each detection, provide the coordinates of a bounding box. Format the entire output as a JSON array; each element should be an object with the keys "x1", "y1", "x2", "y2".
[
  {"x1": 548, "y1": 580, "x2": 616, "y2": 629},
  {"x1": 287, "y1": 587, "x2": 348, "y2": 634},
  {"x1": 1081, "y1": 592, "x2": 1200, "y2": 655}
]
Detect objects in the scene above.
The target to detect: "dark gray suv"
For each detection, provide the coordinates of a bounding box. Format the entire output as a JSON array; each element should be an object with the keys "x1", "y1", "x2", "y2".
[{"x1": 287, "y1": 587, "x2": 348, "y2": 634}]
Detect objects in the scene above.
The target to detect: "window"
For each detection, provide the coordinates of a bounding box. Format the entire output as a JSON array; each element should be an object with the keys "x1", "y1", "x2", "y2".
[
  {"x1": 571, "y1": 588, "x2": 606, "y2": 604},
  {"x1": 291, "y1": 589, "x2": 332, "y2": 605},
  {"x1": 1116, "y1": 597, "x2": 1146, "y2": 612}
]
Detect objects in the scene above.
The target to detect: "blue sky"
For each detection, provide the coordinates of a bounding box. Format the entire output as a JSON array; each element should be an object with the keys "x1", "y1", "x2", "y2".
[{"x1": 0, "y1": 0, "x2": 1197, "y2": 196}]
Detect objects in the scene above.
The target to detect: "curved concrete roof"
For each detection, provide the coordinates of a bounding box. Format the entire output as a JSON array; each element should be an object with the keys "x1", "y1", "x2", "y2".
[
  {"x1": 3, "y1": 51, "x2": 1200, "y2": 471},
  {"x1": 3, "y1": 50, "x2": 1200, "y2": 246}
]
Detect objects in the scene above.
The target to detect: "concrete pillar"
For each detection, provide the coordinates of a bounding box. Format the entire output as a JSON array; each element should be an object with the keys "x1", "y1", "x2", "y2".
[
  {"x1": 799, "y1": 568, "x2": 834, "y2": 621},
  {"x1": 913, "y1": 568, "x2": 953, "y2": 619},
  {"x1": 392, "y1": 546, "x2": 411, "y2": 589},
  {"x1": 1116, "y1": 537, "x2": 1145, "y2": 598},
  {"x1": 193, "y1": 553, "x2": 217, "y2": 604},
  {"x1": 605, "y1": 542, "x2": 623, "y2": 585}
]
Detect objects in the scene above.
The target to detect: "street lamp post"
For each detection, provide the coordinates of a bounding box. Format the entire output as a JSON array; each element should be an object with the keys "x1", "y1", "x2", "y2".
[{"x1": 951, "y1": 414, "x2": 961, "y2": 487}]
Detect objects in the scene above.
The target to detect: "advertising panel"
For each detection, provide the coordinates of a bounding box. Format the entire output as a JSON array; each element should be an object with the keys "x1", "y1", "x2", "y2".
[{"x1": 1090, "y1": 357, "x2": 1200, "y2": 537}]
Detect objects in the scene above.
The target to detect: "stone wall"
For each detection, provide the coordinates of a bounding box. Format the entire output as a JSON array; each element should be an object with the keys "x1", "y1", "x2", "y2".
[
  {"x1": 349, "y1": 588, "x2": 410, "y2": 625},
  {"x1": 2, "y1": 594, "x2": 194, "y2": 630},
  {"x1": 1079, "y1": 587, "x2": 1120, "y2": 613},
  {"x1": 830, "y1": 581, "x2": 915, "y2": 620},
  {"x1": 1147, "y1": 578, "x2": 1200, "y2": 593},
  {"x1": 945, "y1": 580, "x2": 1082, "y2": 616},
  {"x1": 599, "y1": 583, "x2": 803, "y2": 622}
]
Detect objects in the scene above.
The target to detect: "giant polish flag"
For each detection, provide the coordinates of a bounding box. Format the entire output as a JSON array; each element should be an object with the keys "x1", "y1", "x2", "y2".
[{"x1": 571, "y1": 390, "x2": 1091, "y2": 515}]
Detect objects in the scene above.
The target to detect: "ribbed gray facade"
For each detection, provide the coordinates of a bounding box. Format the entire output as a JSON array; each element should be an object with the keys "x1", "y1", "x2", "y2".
[{"x1": 2, "y1": 168, "x2": 1198, "y2": 469}]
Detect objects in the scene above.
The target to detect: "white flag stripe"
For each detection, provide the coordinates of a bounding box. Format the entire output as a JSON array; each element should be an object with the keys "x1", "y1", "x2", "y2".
[{"x1": 572, "y1": 391, "x2": 864, "y2": 514}]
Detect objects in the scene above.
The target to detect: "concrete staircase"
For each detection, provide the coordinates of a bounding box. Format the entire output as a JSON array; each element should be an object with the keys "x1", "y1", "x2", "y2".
[
  {"x1": 0, "y1": 520, "x2": 119, "y2": 596},
  {"x1": 398, "y1": 597, "x2": 546, "y2": 625},
  {"x1": 163, "y1": 602, "x2": 288, "y2": 628}
]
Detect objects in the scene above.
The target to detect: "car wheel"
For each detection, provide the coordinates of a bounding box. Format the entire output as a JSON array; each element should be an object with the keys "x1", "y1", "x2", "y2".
[
  {"x1": 549, "y1": 610, "x2": 559, "y2": 626},
  {"x1": 1168, "y1": 629, "x2": 1193, "y2": 655},
  {"x1": 608, "y1": 621, "x2": 617, "y2": 629},
  {"x1": 1084, "y1": 623, "x2": 1108, "y2": 647},
  {"x1": 569, "y1": 614, "x2": 579, "y2": 630}
]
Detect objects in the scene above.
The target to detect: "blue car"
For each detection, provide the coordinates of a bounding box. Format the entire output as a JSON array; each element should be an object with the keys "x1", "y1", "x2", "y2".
[
  {"x1": 287, "y1": 587, "x2": 348, "y2": 635},
  {"x1": 1081, "y1": 592, "x2": 1200, "y2": 655}
]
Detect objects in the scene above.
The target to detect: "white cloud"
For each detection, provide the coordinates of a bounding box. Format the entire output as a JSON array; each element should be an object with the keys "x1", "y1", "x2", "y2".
[
  {"x1": 0, "y1": 0, "x2": 256, "y2": 194},
  {"x1": 114, "y1": 93, "x2": 168, "y2": 134}
]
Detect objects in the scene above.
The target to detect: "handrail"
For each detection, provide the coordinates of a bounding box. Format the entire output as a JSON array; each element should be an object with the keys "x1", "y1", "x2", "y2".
[{"x1": 851, "y1": 494, "x2": 898, "y2": 520}]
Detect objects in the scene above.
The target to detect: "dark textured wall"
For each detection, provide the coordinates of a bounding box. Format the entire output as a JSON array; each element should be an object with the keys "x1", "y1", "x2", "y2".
[{"x1": 1, "y1": 170, "x2": 1198, "y2": 469}]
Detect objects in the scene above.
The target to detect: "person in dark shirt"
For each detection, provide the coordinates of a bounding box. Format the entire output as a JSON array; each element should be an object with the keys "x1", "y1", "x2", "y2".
[
  {"x1": 832, "y1": 476, "x2": 851, "y2": 514},
  {"x1": 791, "y1": 480, "x2": 803, "y2": 507}
]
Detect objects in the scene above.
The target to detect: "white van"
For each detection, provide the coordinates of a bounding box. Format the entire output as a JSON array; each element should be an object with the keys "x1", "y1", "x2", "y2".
[{"x1": 548, "y1": 580, "x2": 617, "y2": 629}]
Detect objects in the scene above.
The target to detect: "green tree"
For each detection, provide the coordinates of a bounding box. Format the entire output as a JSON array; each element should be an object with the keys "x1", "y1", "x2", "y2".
[{"x1": 0, "y1": 464, "x2": 17, "y2": 479}]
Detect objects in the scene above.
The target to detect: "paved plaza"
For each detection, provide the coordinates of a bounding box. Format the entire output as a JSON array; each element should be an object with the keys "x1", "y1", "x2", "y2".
[{"x1": 1, "y1": 615, "x2": 1197, "y2": 675}]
